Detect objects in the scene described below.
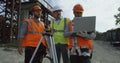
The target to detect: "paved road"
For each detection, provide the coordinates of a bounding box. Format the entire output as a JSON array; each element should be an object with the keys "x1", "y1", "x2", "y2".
[
  {"x1": 92, "y1": 40, "x2": 120, "y2": 63},
  {"x1": 0, "y1": 47, "x2": 24, "y2": 63},
  {"x1": 0, "y1": 40, "x2": 120, "y2": 63}
]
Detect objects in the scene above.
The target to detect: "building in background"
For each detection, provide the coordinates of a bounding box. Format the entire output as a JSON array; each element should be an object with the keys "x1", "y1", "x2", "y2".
[{"x1": 0, "y1": 0, "x2": 56, "y2": 43}]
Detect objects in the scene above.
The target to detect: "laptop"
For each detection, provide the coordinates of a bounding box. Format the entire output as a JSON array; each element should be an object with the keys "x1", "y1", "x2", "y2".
[{"x1": 73, "y1": 16, "x2": 96, "y2": 33}]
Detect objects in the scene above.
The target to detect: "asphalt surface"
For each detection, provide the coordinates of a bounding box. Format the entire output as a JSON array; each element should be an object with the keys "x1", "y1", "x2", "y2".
[
  {"x1": 92, "y1": 40, "x2": 120, "y2": 63},
  {"x1": 0, "y1": 40, "x2": 120, "y2": 63}
]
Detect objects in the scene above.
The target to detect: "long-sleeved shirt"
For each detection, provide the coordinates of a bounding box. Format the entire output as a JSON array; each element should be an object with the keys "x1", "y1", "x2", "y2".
[{"x1": 19, "y1": 22, "x2": 27, "y2": 39}]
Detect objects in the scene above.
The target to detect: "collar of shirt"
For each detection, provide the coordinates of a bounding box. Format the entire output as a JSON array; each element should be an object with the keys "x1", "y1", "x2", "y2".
[{"x1": 55, "y1": 18, "x2": 61, "y2": 25}]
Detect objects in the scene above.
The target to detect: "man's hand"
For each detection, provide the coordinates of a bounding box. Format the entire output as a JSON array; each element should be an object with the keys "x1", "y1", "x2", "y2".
[
  {"x1": 18, "y1": 46, "x2": 23, "y2": 55},
  {"x1": 71, "y1": 31, "x2": 77, "y2": 37},
  {"x1": 76, "y1": 31, "x2": 88, "y2": 37}
]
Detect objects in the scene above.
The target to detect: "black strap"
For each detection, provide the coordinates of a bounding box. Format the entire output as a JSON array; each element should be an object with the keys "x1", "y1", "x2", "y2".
[{"x1": 64, "y1": 18, "x2": 67, "y2": 30}]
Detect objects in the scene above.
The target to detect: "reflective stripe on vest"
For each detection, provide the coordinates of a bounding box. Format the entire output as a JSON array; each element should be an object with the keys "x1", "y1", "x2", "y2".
[
  {"x1": 70, "y1": 46, "x2": 91, "y2": 56},
  {"x1": 27, "y1": 20, "x2": 44, "y2": 34},
  {"x1": 55, "y1": 30, "x2": 64, "y2": 32}
]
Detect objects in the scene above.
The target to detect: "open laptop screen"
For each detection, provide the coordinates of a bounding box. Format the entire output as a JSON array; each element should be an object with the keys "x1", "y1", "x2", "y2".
[{"x1": 73, "y1": 16, "x2": 96, "y2": 33}]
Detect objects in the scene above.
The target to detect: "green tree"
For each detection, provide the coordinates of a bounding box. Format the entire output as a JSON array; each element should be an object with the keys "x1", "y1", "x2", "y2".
[
  {"x1": 95, "y1": 31, "x2": 103, "y2": 40},
  {"x1": 114, "y1": 7, "x2": 120, "y2": 25}
]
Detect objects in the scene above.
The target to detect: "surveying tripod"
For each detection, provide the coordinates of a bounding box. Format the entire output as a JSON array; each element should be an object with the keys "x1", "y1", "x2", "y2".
[{"x1": 29, "y1": 32, "x2": 58, "y2": 63}]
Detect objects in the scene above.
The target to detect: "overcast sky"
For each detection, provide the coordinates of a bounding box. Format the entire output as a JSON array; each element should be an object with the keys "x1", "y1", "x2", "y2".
[{"x1": 55, "y1": 0, "x2": 120, "y2": 32}]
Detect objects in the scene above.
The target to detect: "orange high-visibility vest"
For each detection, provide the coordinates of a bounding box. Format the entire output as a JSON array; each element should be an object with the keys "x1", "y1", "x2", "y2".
[
  {"x1": 21, "y1": 19, "x2": 46, "y2": 47},
  {"x1": 68, "y1": 22, "x2": 93, "y2": 50}
]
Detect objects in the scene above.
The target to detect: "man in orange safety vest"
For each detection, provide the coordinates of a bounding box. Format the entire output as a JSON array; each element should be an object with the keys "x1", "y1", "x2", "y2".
[
  {"x1": 18, "y1": 4, "x2": 47, "y2": 63},
  {"x1": 64, "y1": 4, "x2": 96, "y2": 63}
]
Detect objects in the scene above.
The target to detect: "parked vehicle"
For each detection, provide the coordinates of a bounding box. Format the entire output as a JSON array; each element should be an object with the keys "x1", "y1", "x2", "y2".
[{"x1": 104, "y1": 28, "x2": 120, "y2": 46}]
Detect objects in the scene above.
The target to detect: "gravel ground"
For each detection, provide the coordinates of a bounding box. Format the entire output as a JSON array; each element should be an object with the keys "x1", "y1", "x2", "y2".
[
  {"x1": 0, "y1": 47, "x2": 24, "y2": 63},
  {"x1": 0, "y1": 40, "x2": 120, "y2": 63},
  {"x1": 92, "y1": 40, "x2": 120, "y2": 63}
]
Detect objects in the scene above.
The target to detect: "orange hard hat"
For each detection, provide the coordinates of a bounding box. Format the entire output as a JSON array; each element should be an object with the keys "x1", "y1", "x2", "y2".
[
  {"x1": 73, "y1": 4, "x2": 84, "y2": 12},
  {"x1": 32, "y1": 5, "x2": 41, "y2": 11}
]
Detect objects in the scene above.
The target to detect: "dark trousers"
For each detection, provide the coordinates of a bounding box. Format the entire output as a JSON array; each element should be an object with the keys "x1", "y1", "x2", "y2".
[
  {"x1": 70, "y1": 55, "x2": 91, "y2": 63},
  {"x1": 55, "y1": 43, "x2": 69, "y2": 63},
  {"x1": 24, "y1": 44, "x2": 46, "y2": 63},
  {"x1": 70, "y1": 47, "x2": 92, "y2": 63}
]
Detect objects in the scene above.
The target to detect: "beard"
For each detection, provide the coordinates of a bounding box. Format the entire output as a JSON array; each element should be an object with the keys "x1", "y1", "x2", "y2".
[
  {"x1": 56, "y1": 14, "x2": 61, "y2": 19},
  {"x1": 33, "y1": 12, "x2": 42, "y2": 18},
  {"x1": 35, "y1": 14, "x2": 41, "y2": 18}
]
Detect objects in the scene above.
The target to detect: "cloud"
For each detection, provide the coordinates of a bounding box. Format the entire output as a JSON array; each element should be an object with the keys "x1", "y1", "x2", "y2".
[{"x1": 56, "y1": 0, "x2": 120, "y2": 32}]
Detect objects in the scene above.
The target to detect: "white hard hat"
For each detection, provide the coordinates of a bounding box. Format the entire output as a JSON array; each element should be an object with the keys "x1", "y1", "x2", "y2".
[{"x1": 52, "y1": 5, "x2": 62, "y2": 12}]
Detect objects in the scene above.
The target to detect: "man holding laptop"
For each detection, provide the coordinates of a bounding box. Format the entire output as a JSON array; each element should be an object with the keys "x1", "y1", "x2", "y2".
[{"x1": 64, "y1": 4, "x2": 96, "y2": 63}]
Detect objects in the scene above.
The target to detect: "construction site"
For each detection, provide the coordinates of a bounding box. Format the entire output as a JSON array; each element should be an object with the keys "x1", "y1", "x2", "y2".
[
  {"x1": 0, "y1": 0, "x2": 120, "y2": 63},
  {"x1": 0, "y1": 0, "x2": 54, "y2": 43}
]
